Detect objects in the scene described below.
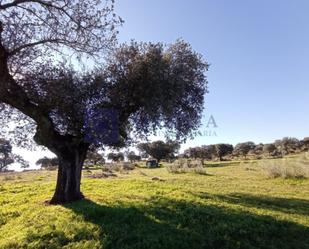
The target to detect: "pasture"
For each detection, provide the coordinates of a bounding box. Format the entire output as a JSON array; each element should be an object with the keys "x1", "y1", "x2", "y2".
[{"x1": 0, "y1": 159, "x2": 308, "y2": 249}]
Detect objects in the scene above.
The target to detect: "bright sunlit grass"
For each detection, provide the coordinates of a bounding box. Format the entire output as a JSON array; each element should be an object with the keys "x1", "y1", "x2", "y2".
[{"x1": 0, "y1": 158, "x2": 308, "y2": 249}]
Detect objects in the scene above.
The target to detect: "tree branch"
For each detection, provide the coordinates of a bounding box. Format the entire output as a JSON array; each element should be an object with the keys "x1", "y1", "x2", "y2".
[
  {"x1": 1, "y1": 0, "x2": 60, "y2": 10},
  {"x1": 8, "y1": 38, "x2": 60, "y2": 56},
  {"x1": 0, "y1": 0, "x2": 30, "y2": 9},
  {"x1": 0, "y1": 34, "x2": 71, "y2": 151},
  {"x1": 1, "y1": 0, "x2": 80, "y2": 25}
]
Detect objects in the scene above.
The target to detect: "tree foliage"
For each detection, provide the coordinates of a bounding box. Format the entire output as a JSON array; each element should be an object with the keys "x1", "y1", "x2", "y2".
[
  {"x1": 36, "y1": 157, "x2": 58, "y2": 170},
  {"x1": 0, "y1": 138, "x2": 13, "y2": 171},
  {"x1": 234, "y1": 142, "x2": 256, "y2": 159},
  {"x1": 0, "y1": 0, "x2": 208, "y2": 203},
  {"x1": 302, "y1": 137, "x2": 309, "y2": 151},
  {"x1": 107, "y1": 152, "x2": 124, "y2": 162},
  {"x1": 1, "y1": 0, "x2": 122, "y2": 75},
  {"x1": 126, "y1": 151, "x2": 141, "y2": 163},
  {"x1": 214, "y1": 144, "x2": 233, "y2": 161},
  {"x1": 0, "y1": 138, "x2": 28, "y2": 171},
  {"x1": 275, "y1": 137, "x2": 300, "y2": 155},
  {"x1": 263, "y1": 144, "x2": 277, "y2": 156},
  {"x1": 85, "y1": 149, "x2": 105, "y2": 165},
  {"x1": 137, "y1": 140, "x2": 180, "y2": 162},
  {"x1": 183, "y1": 145, "x2": 215, "y2": 163}
]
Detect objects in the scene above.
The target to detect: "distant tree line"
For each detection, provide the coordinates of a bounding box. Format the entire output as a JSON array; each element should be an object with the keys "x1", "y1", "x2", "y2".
[
  {"x1": 17, "y1": 136, "x2": 309, "y2": 171},
  {"x1": 181, "y1": 137, "x2": 309, "y2": 162}
]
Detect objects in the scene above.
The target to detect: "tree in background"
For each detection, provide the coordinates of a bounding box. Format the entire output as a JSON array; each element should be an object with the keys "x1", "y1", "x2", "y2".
[
  {"x1": 108, "y1": 152, "x2": 124, "y2": 163},
  {"x1": 263, "y1": 144, "x2": 277, "y2": 157},
  {"x1": 234, "y1": 142, "x2": 256, "y2": 159},
  {"x1": 275, "y1": 137, "x2": 300, "y2": 155},
  {"x1": 183, "y1": 145, "x2": 215, "y2": 163},
  {"x1": 302, "y1": 137, "x2": 309, "y2": 151},
  {"x1": 85, "y1": 150, "x2": 105, "y2": 166},
  {"x1": 183, "y1": 147, "x2": 200, "y2": 159},
  {"x1": 0, "y1": 138, "x2": 12, "y2": 172},
  {"x1": 137, "y1": 140, "x2": 180, "y2": 163},
  {"x1": 13, "y1": 154, "x2": 30, "y2": 170},
  {"x1": 201, "y1": 145, "x2": 217, "y2": 162},
  {"x1": 127, "y1": 151, "x2": 141, "y2": 163},
  {"x1": 0, "y1": 1, "x2": 208, "y2": 203},
  {"x1": 36, "y1": 157, "x2": 59, "y2": 170},
  {"x1": 214, "y1": 144, "x2": 233, "y2": 161},
  {"x1": 0, "y1": 138, "x2": 28, "y2": 171},
  {"x1": 251, "y1": 143, "x2": 264, "y2": 158}
]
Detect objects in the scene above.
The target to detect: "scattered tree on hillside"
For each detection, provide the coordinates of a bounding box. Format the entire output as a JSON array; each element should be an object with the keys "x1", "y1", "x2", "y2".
[
  {"x1": 263, "y1": 144, "x2": 277, "y2": 157},
  {"x1": 234, "y1": 142, "x2": 256, "y2": 159},
  {"x1": 302, "y1": 137, "x2": 309, "y2": 151},
  {"x1": 85, "y1": 150, "x2": 105, "y2": 166},
  {"x1": 275, "y1": 137, "x2": 300, "y2": 155},
  {"x1": 183, "y1": 147, "x2": 200, "y2": 159},
  {"x1": 214, "y1": 144, "x2": 233, "y2": 161},
  {"x1": 36, "y1": 157, "x2": 58, "y2": 170},
  {"x1": 251, "y1": 143, "x2": 264, "y2": 157},
  {"x1": 127, "y1": 151, "x2": 141, "y2": 163},
  {"x1": 0, "y1": 1, "x2": 208, "y2": 203},
  {"x1": 137, "y1": 140, "x2": 180, "y2": 162},
  {"x1": 108, "y1": 152, "x2": 124, "y2": 162},
  {"x1": 183, "y1": 145, "x2": 215, "y2": 163},
  {"x1": 201, "y1": 145, "x2": 217, "y2": 161}
]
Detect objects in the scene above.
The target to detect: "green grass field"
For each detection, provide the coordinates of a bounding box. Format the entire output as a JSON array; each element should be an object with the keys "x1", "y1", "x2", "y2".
[{"x1": 0, "y1": 160, "x2": 308, "y2": 249}]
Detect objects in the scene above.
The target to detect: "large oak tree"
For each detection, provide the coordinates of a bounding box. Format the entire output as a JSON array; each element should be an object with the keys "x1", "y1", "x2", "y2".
[{"x1": 0, "y1": 0, "x2": 208, "y2": 204}]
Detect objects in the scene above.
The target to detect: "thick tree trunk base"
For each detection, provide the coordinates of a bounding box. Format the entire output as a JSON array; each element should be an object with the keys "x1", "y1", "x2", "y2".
[
  {"x1": 49, "y1": 191, "x2": 84, "y2": 205},
  {"x1": 49, "y1": 144, "x2": 88, "y2": 205}
]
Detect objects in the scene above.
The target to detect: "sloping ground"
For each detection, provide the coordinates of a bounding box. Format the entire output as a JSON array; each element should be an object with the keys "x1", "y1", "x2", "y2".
[{"x1": 0, "y1": 161, "x2": 308, "y2": 249}]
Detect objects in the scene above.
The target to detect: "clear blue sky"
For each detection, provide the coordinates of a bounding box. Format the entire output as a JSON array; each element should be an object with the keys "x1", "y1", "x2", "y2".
[{"x1": 115, "y1": 0, "x2": 309, "y2": 147}]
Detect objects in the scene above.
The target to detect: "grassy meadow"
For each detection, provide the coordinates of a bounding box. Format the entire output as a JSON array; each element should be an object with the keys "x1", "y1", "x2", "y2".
[{"x1": 0, "y1": 158, "x2": 308, "y2": 249}]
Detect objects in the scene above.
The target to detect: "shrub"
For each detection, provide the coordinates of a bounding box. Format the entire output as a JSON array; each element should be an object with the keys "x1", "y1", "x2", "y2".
[
  {"x1": 88, "y1": 172, "x2": 117, "y2": 179},
  {"x1": 102, "y1": 162, "x2": 135, "y2": 172},
  {"x1": 260, "y1": 153, "x2": 309, "y2": 179},
  {"x1": 167, "y1": 159, "x2": 207, "y2": 175}
]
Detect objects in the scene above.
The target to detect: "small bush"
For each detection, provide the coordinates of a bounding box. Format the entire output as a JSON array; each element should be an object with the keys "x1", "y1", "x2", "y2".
[
  {"x1": 167, "y1": 159, "x2": 207, "y2": 175},
  {"x1": 88, "y1": 172, "x2": 117, "y2": 179},
  {"x1": 102, "y1": 162, "x2": 135, "y2": 173},
  {"x1": 260, "y1": 153, "x2": 309, "y2": 179}
]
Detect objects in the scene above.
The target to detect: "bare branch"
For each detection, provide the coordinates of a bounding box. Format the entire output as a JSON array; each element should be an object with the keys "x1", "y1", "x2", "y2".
[
  {"x1": 1, "y1": 0, "x2": 122, "y2": 70},
  {"x1": 8, "y1": 38, "x2": 60, "y2": 56},
  {"x1": 1, "y1": 0, "x2": 65, "y2": 11}
]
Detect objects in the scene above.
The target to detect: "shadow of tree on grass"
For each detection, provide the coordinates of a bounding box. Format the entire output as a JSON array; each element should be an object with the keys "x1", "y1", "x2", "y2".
[
  {"x1": 63, "y1": 197, "x2": 309, "y2": 249},
  {"x1": 204, "y1": 161, "x2": 241, "y2": 168},
  {"x1": 197, "y1": 192, "x2": 309, "y2": 216}
]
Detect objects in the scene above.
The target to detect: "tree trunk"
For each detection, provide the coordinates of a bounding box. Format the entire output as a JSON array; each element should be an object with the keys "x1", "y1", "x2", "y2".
[{"x1": 49, "y1": 144, "x2": 88, "y2": 205}]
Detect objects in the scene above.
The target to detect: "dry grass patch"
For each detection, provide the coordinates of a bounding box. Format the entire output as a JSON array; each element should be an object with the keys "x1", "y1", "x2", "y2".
[{"x1": 260, "y1": 153, "x2": 309, "y2": 179}]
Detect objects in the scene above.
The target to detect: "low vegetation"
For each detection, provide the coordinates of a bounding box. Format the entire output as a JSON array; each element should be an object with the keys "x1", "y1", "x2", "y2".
[
  {"x1": 166, "y1": 159, "x2": 207, "y2": 175},
  {"x1": 102, "y1": 162, "x2": 136, "y2": 172},
  {"x1": 0, "y1": 157, "x2": 308, "y2": 249},
  {"x1": 260, "y1": 153, "x2": 309, "y2": 179}
]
